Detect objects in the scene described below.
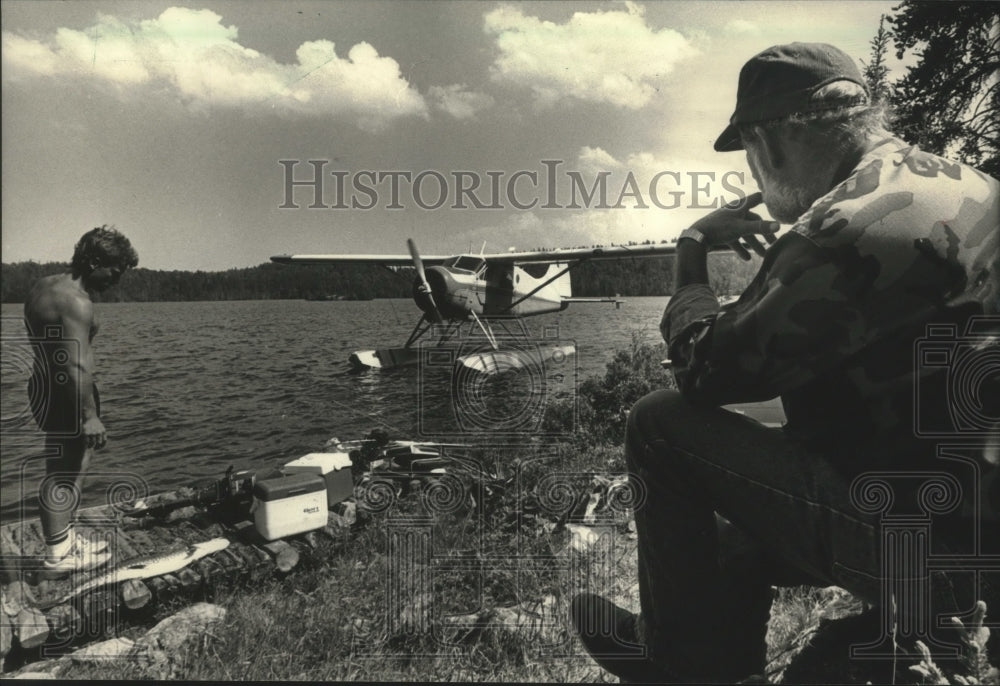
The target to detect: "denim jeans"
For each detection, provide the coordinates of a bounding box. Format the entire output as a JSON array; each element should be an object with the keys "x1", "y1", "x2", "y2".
[{"x1": 625, "y1": 389, "x2": 993, "y2": 682}]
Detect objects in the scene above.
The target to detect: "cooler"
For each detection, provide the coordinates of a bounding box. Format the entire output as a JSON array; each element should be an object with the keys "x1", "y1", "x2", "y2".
[
  {"x1": 253, "y1": 473, "x2": 327, "y2": 541},
  {"x1": 281, "y1": 452, "x2": 355, "y2": 507}
]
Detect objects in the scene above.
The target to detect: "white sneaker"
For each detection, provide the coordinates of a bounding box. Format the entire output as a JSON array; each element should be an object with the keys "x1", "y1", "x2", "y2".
[
  {"x1": 43, "y1": 536, "x2": 112, "y2": 576},
  {"x1": 73, "y1": 533, "x2": 110, "y2": 555}
]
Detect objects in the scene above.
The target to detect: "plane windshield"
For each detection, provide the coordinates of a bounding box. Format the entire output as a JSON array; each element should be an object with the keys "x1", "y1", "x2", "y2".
[{"x1": 444, "y1": 256, "x2": 486, "y2": 274}]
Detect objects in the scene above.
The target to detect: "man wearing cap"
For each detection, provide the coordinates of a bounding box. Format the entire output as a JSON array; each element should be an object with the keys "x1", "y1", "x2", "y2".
[{"x1": 571, "y1": 43, "x2": 999, "y2": 683}]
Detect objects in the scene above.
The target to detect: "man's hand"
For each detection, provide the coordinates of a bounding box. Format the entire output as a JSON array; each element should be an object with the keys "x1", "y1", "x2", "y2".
[
  {"x1": 688, "y1": 192, "x2": 780, "y2": 260},
  {"x1": 82, "y1": 416, "x2": 107, "y2": 449}
]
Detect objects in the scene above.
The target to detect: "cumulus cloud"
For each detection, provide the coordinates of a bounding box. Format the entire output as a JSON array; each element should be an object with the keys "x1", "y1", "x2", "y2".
[
  {"x1": 484, "y1": 2, "x2": 697, "y2": 109},
  {"x1": 1, "y1": 7, "x2": 428, "y2": 129},
  {"x1": 428, "y1": 84, "x2": 495, "y2": 119},
  {"x1": 577, "y1": 146, "x2": 625, "y2": 173}
]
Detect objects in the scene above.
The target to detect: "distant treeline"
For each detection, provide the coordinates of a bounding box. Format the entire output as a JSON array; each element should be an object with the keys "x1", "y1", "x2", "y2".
[
  {"x1": 1, "y1": 261, "x2": 412, "y2": 303},
  {"x1": 1, "y1": 255, "x2": 757, "y2": 303},
  {"x1": 571, "y1": 253, "x2": 758, "y2": 298}
]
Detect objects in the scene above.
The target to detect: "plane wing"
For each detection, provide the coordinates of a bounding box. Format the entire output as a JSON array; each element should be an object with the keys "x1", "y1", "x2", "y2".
[
  {"x1": 482, "y1": 244, "x2": 681, "y2": 263},
  {"x1": 269, "y1": 242, "x2": 731, "y2": 266},
  {"x1": 270, "y1": 254, "x2": 449, "y2": 266}
]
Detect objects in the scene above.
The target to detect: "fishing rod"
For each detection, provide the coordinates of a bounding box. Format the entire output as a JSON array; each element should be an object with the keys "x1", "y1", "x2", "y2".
[{"x1": 119, "y1": 466, "x2": 255, "y2": 520}]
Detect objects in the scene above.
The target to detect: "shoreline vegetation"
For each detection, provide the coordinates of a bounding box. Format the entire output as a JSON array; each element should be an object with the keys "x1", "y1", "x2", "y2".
[
  {"x1": 0, "y1": 252, "x2": 760, "y2": 304},
  {"x1": 7, "y1": 336, "x2": 995, "y2": 683}
]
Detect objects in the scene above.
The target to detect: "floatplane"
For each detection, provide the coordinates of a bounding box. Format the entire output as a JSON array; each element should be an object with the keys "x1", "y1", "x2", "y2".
[{"x1": 271, "y1": 239, "x2": 698, "y2": 371}]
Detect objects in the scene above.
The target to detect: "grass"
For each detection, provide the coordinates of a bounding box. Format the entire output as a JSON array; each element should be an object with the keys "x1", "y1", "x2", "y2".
[
  {"x1": 49, "y1": 338, "x2": 1000, "y2": 683},
  {"x1": 61, "y1": 440, "x2": 998, "y2": 683},
  {"x1": 69, "y1": 441, "x2": 629, "y2": 682}
]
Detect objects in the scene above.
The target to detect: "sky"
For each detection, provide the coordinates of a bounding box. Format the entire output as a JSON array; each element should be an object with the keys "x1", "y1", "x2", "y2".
[{"x1": 1, "y1": 0, "x2": 910, "y2": 271}]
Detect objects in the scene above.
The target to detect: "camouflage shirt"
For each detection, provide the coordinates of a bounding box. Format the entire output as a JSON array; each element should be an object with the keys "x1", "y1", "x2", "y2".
[{"x1": 661, "y1": 136, "x2": 999, "y2": 467}]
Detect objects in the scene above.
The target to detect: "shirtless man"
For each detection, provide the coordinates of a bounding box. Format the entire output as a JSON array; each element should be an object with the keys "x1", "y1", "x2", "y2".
[{"x1": 24, "y1": 226, "x2": 138, "y2": 574}]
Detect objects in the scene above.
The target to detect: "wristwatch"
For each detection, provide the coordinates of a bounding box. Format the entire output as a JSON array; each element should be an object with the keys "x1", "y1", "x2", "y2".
[{"x1": 678, "y1": 227, "x2": 708, "y2": 245}]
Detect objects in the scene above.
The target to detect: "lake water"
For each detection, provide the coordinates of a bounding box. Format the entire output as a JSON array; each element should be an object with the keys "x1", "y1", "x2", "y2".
[{"x1": 0, "y1": 297, "x2": 674, "y2": 520}]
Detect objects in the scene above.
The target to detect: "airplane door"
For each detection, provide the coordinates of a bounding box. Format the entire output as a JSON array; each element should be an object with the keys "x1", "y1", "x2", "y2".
[{"x1": 483, "y1": 264, "x2": 514, "y2": 314}]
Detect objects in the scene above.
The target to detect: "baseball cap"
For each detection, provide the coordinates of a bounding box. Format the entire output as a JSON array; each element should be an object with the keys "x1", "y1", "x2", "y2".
[{"x1": 714, "y1": 42, "x2": 869, "y2": 152}]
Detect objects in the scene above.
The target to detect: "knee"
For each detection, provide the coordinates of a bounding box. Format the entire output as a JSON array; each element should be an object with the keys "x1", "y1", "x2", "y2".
[
  {"x1": 626, "y1": 389, "x2": 686, "y2": 448},
  {"x1": 45, "y1": 438, "x2": 88, "y2": 473}
]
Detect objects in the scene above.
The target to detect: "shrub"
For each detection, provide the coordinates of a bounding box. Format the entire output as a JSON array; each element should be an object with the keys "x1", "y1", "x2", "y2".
[{"x1": 573, "y1": 332, "x2": 676, "y2": 445}]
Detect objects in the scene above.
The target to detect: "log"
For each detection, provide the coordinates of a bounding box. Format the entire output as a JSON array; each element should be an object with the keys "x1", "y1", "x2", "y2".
[
  {"x1": 0, "y1": 526, "x2": 22, "y2": 558},
  {"x1": 231, "y1": 521, "x2": 298, "y2": 573},
  {"x1": 23, "y1": 521, "x2": 47, "y2": 559},
  {"x1": 121, "y1": 579, "x2": 152, "y2": 610},
  {"x1": 1, "y1": 609, "x2": 12, "y2": 658},
  {"x1": 120, "y1": 515, "x2": 160, "y2": 532},
  {"x1": 2, "y1": 588, "x2": 15, "y2": 621},
  {"x1": 212, "y1": 547, "x2": 243, "y2": 576},
  {"x1": 6, "y1": 522, "x2": 27, "y2": 553},
  {"x1": 158, "y1": 573, "x2": 182, "y2": 593},
  {"x1": 228, "y1": 545, "x2": 267, "y2": 582},
  {"x1": 217, "y1": 546, "x2": 247, "y2": 576},
  {"x1": 24, "y1": 574, "x2": 55, "y2": 603},
  {"x1": 269, "y1": 543, "x2": 299, "y2": 573},
  {"x1": 176, "y1": 568, "x2": 201, "y2": 589},
  {"x1": 192, "y1": 558, "x2": 216, "y2": 584},
  {"x1": 223, "y1": 551, "x2": 251, "y2": 581},
  {"x1": 123, "y1": 528, "x2": 159, "y2": 556},
  {"x1": 165, "y1": 506, "x2": 200, "y2": 524},
  {"x1": 234, "y1": 541, "x2": 269, "y2": 566},
  {"x1": 145, "y1": 576, "x2": 169, "y2": 599},
  {"x1": 44, "y1": 603, "x2": 83, "y2": 642},
  {"x1": 119, "y1": 488, "x2": 198, "y2": 523},
  {"x1": 79, "y1": 587, "x2": 117, "y2": 621},
  {"x1": 197, "y1": 521, "x2": 227, "y2": 538},
  {"x1": 14, "y1": 606, "x2": 49, "y2": 649},
  {"x1": 107, "y1": 529, "x2": 142, "y2": 561},
  {"x1": 4, "y1": 525, "x2": 40, "y2": 585},
  {"x1": 2, "y1": 581, "x2": 35, "y2": 618},
  {"x1": 74, "y1": 504, "x2": 118, "y2": 526}
]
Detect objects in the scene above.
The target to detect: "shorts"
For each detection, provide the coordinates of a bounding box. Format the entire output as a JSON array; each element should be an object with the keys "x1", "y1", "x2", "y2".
[{"x1": 27, "y1": 371, "x2": 100, "y2": 435}]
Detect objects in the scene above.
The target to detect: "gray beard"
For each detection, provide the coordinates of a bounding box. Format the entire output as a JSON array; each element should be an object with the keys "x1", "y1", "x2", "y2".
[
  {"x1": 762, "y1": 176, "x2": 821, "y2": 224},
  {"x1": 748, "y1": 146, "x2": 829, "y2": 224}
]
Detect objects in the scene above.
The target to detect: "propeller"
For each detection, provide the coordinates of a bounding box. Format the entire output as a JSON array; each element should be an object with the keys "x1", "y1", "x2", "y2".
[{"x1": 407, "y1": 238, "x2": 443, "y2": 323}]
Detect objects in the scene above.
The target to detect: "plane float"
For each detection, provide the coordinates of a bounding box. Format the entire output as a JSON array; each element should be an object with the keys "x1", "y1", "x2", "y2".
[{"x1": 270, "y1": 239, "x2": 724, "y2": 372}]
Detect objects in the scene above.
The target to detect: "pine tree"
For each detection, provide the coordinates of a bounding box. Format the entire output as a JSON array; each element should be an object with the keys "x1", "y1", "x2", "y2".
[
  {"x1": 860, "y1": 15, "x2": 891, "y2": 105},
  {"x1": 887, "y1": 2, "x2": 1000, "y2": 176}
]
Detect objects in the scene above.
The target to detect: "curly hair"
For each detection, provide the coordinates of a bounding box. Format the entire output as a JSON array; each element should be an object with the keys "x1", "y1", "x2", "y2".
[{"x1": 70, "y1": 225, "x2": 139, "y2": 276}]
